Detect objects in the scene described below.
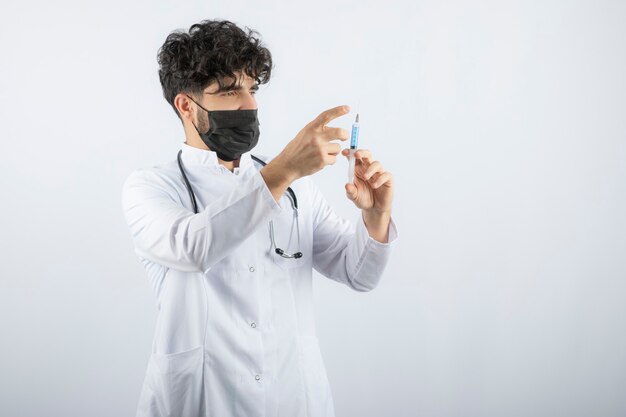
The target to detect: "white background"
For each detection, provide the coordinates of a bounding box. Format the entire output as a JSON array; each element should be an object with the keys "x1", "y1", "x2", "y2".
[{"x1": 1, "y1": 1, "x2": 625, "y2": 416}]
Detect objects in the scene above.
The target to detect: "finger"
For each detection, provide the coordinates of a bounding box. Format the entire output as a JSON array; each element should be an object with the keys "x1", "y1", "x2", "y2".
[
  {"x1": 322, "y1": 126, "x2": 349, "y2": 142},
  {"x1": 324, "y1": 154, "x2": 338, "y2": 165},
  {"x1": 371, "y1": 172, "x2": 393, "y2": 189},
  {"x1": 345, "y1": 183, "x2": 358, "y2": 201},
  {"x1": 363, "y1": 161, "x2": 384, "y2": 180},
  {"x1": 354, "y1": 149, "x2": 372, "y2": 163},
  {"x1": 311, "y1": 105, "x2": 350, "y2": 128},
  {"x1": 342, "y1": 148, "x2": 356, "y2": 158},
  {"x1": 325, "y1": 143, "x2": 341, "y2": 156},
  {"x1": 368, "y1": 170, "x2": 383, "y2": 183}
]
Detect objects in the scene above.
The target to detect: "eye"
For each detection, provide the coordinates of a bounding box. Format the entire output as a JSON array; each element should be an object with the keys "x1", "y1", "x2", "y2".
[{"x1": 222, "y1": 90, "x2": 258, "y2": 97}]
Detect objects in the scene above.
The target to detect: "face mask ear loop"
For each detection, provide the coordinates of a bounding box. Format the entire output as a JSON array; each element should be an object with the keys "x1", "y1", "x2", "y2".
[
  {"x1": 185, "y1": 93, "x2": 211, "y2": 112},
  {"x1": 186, "y1": 94, "x2": 213, "y2": 138}
]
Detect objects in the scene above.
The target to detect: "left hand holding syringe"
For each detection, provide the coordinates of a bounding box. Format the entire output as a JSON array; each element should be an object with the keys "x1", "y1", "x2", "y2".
[{"x1": 341, "y1": 148, "x2": 394, "y2": 214}]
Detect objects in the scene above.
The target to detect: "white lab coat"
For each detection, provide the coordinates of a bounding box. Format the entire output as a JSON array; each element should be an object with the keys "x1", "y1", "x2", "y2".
[{"x1": 121, "y1": 141, "x2": 398, "y2": 417}]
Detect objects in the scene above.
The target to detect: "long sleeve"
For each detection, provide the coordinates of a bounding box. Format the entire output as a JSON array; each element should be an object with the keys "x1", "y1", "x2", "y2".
[
  {"x1": 309, "y1": 179, "x2": 398, "y2": 292},
  {"x1": 121, "y1": 168, "x2": 282, "y2": 273}
]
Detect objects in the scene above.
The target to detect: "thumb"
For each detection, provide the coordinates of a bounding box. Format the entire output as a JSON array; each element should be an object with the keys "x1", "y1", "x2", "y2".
[{"x1": 345, "y1": 183, "x2": 358, "y2": 201}]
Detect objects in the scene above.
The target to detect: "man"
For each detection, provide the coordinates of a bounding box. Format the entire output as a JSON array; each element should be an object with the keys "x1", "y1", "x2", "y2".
[{"x1": 122, "y1": 19, "x2": 398, "y2": 417}]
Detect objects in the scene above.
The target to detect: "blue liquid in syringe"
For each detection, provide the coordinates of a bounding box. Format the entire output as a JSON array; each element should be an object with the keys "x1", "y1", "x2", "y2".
[{"x1": 350, "y1": 114, "x2": 360, "y2": 149}]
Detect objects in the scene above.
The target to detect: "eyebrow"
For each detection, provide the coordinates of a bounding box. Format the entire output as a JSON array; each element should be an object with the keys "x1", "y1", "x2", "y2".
[{"x1": 206, "y1": 82, "x2": 260, "y2": 95}]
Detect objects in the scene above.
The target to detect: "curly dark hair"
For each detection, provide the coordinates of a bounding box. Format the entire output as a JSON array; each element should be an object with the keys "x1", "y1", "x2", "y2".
[{"x1": 157, "y1": 19, "x2": 273, "y2": 121}]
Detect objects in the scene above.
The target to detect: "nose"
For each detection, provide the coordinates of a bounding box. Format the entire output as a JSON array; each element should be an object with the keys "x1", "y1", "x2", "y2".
[{"x1": 239, "y1": 91, "x2": 257, "y2": 110}]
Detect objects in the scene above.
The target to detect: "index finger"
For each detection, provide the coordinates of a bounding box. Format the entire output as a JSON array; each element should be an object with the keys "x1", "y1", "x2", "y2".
[{"x1": 310, "y1": 105, "x2": 350, "y2": 128}]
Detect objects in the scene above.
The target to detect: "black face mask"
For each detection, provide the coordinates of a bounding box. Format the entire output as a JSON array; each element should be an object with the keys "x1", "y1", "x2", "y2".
[{"x1": 186, "y1": 94, "x2": 260, "y2": 162}]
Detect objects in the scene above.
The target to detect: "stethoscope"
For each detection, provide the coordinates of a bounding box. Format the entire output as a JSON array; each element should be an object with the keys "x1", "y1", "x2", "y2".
[{"x1": 177, "y1": 149, "x2": 303, "y2": 259}]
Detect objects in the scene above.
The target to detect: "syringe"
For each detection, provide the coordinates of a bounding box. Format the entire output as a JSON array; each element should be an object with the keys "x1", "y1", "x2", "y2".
[{"x1": 347, "y1": 113, "x2": 359, "y2": 183}]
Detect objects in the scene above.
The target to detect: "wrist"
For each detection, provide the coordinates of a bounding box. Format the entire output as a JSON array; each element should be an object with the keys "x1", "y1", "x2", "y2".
[
  {"x1": 363, "y1": 207, "x2": 392, "y2": 218},
  {"x1": 270, "y1": 153, "x2": 299, "y2": 183},
  {"x1": 260, "y1": 157, "x2": 297, "y2": 202},
  {"x1": 362, "y1": 210, "x2": 391, "y2": 243},
  {"x1": 260, "y1": 163, "x2": 290, "y2": 189}
]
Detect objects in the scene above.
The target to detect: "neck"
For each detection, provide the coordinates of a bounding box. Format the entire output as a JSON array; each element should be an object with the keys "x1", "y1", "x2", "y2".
[
  {"x1": 184, "y1": 131, "x2": 240, "y2": 172},
  {"x1": 222, "y1": 159, "x2": 240, "y2": 171}
]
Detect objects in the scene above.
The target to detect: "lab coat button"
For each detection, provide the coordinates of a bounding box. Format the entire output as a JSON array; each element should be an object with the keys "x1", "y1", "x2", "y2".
[
  {"x1": 250, "y1": 322, "x2": 257, "y2": 328},
  {"x1": 249, "y1": 266, "x2": 255, "y2": 272},
  {"x1": 255, "y1": 374, "x2": 261, "y2": 381}
]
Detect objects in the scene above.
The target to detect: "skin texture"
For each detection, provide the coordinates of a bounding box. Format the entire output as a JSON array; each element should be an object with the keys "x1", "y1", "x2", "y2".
[{"x1": 174, "y1": 71, "x2": 394, "y2": 243}]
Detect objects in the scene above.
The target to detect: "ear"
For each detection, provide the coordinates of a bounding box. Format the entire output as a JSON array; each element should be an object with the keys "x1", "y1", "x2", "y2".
[{"x1": 174, "y1": 93, "x2": 195, "y2": 122}]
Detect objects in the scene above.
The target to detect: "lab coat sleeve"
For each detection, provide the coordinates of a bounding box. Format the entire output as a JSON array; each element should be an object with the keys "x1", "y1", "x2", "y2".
[
  {"x1": 309, "y1": 179, "x2": 398, "y2": 292},
  {"x1": 122, "y1": 168, "x2": 282, "y2": 273}
]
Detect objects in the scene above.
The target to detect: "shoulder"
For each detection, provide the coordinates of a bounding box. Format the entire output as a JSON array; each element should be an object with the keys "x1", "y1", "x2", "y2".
[{"x1": 122, "y1": 159, "x2": 181, "y2": 197}]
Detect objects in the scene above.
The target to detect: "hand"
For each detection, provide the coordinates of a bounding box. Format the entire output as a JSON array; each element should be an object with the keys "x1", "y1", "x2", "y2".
[
  {"x1": 270, "y1": 105, "x2": 351, "y2": 181},
  {"x1": 342, "y1": 149, "x2": 394, "y2": 214}
]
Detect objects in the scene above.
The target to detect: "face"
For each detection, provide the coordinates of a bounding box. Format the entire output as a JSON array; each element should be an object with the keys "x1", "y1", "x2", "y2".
[{"x1": 191, "y1": 71, "x2": 259, "y2": 133}]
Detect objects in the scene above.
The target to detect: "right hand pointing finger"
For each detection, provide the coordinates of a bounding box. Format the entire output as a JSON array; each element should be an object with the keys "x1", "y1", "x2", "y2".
[{"x1": 309, "y1": 105, "x2": 351, "y2": 129}]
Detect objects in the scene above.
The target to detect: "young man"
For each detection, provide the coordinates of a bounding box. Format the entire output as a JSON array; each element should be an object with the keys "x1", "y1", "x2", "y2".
[{"x1": 122, "y1": 19, "x2": 398, "y2": 417}]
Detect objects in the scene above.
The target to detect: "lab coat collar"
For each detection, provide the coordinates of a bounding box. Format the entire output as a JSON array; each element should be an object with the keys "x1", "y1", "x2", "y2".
[{"x1": 179, "y1": 141, "x2": 254, "y2": 171}]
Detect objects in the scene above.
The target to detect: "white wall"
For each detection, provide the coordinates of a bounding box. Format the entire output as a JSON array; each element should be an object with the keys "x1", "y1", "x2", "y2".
[{"x1": 1, "y1": 0, "x2": 625, "y2": 416}]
